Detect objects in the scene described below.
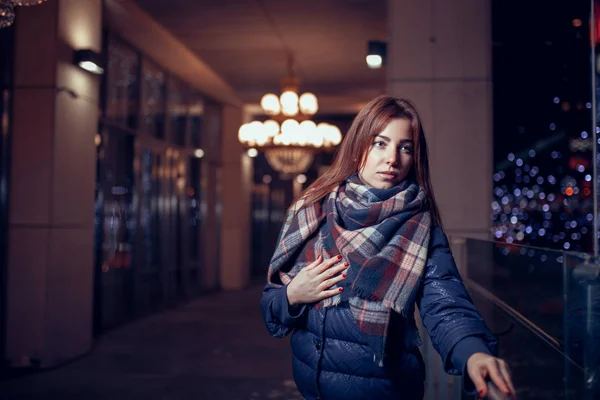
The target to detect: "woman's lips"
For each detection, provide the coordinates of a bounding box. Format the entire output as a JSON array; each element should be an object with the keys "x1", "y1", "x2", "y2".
[{"x1": 377, "y1": 172, "x2": 397, "y2": 180}]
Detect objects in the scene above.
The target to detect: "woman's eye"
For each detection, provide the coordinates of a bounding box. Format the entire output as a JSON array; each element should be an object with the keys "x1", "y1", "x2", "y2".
[
  {"x1": 373, "y1": 141, "x2": 386, "y2": 147},
  {"x1": 401, "y1": 146, "x2": 413, "y2": 153}
]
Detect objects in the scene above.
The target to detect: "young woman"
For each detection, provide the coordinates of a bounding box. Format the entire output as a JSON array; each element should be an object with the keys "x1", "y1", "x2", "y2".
[{"x1": 260, "y1": 95, "x2": 515, "y2": 400}]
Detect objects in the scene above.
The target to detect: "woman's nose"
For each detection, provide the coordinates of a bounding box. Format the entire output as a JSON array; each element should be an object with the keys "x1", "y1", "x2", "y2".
[{"x1": 386, "y1": 150, "x2": 398, "y2": 165}]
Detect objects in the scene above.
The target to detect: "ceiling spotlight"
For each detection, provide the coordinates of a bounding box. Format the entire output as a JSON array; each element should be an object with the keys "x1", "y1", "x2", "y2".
[{"x1": 367, "y1": 40, "x2": 387, "y2": 69}]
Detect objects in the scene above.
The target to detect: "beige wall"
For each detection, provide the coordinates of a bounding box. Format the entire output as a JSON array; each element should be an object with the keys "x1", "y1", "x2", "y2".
[
  {"x1": 7, "y1": 0, "x2": 101, "y2": 367},
  {"x1": 387, "y1": 0, "x2": 493, "y2": 239},
  {"x1": 219, "y1": 105, "x2": 252, "y2": 290}
]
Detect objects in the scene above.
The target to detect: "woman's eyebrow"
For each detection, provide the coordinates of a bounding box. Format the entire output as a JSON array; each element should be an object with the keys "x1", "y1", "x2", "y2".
[
  {"x1": 375, "y1": 135, "x2": 413, "y2": 144},
  {"x1": 375, "y1": 134, "x2": 390, "y2": 142}
]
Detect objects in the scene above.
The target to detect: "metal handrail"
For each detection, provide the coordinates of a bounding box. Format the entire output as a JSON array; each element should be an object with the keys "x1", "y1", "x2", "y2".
[
  {"x1": 486, "y1": 381, "x2": 513, "y2": 400},
  {"x1": 459, "y1": 236, "x2": 589, "y2": 260},
  {"x1": 464, "y1": 277, "x2": 585, "y2": 373}
]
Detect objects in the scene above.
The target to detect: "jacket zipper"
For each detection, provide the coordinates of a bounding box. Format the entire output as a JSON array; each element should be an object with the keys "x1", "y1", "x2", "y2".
[{"x1": 315, "y1": 307, "x2": 328, "y2": 399}]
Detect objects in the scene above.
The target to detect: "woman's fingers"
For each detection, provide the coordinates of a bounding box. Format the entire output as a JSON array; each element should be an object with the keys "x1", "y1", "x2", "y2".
[
  {"x1": 467, "y1": 354, "x2": 515, "y2": 399},
  {"x1": 318, "y1": 287, "x2": 344, "y2": 300},
  {"x1": 320, "y1": 269, "x2": 348, "y2": 290},
  {"x1": 314, "y1": 255, "x2": 343, "y2": 274},
  {"x1": 487, "y1": 361, "x2": 511, "y2": 395},
  {"x1": 499, "y1": 361, "x2": 515, "y2": 395},
  {"x1": 304, "y1": 255, "x2": 323, "y2": 271},
  {"x1": 469, "y1": 367, "x2": 488, "y2": 398},
  {"x1": 320, "y1": 260, "x2": 349, "y2": 279}
]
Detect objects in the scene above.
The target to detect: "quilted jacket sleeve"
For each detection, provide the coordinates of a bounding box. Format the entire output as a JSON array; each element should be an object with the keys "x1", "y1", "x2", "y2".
[
  {"x1": 260, "y1": 284, "x2": 308, "y2": 339},
  {"x1": 417, "y1": 225, "x2": 497, "y2": 390}
]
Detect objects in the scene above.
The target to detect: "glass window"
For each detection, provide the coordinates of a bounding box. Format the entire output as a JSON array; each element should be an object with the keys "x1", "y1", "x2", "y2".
[
  {"x1": 168, "y1": 77, "x2": 188, "y2": 146},
  {"x1": 140, "y1": 150, "x2": 162, "y2": 270},
  {"x1": 189, "y1": 156, "x2": 201, "y2": 260},
  {"x1": 141, "y1": 60, "x2": 166, "y2": 139},
  {"x1": 94, "y1": 128, "x2": 136, "y2": 330},
  {"x1": 167, "y1": 150, "x2": 183, "y2": 269},
  {"x1": 104, "y1": 36, "x2": 139, "y2": 129},
  {"x1": 189, "y1": 93, "x2": 204, "y2": 148}
]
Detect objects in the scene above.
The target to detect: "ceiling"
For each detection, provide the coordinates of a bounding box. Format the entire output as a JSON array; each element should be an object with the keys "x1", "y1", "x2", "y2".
[{"x1": 133, "y1": 0, "x2": 387, "y2": 115}]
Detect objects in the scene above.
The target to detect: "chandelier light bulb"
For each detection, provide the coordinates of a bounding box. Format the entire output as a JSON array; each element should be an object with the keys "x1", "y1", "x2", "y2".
[
  {"x1": 238, "y1": 123, "x2": 251, "y2": 143},
  {"x1": 318, "y1": 123, "x2": 343, "y2": 146},
  {"x1": 248, "y1": 120, "x2": 263, "y2": 131},
  {"x1": 330, "y1": 125, "x2": 342, "y2": 145},
  {"x1": 299, "y1": 120, "x2": 317, "y2": 140},
  {"x1": 261, "y1": 93, "x2": 281, "y2": 115},
  {"x1": 280, "y1": 132, "x2": 293, "y2": 146},
  {"x1": 296, "y1": 131, "x2": 308, "y2": 146},
  {"x1": 307, "y1": 124, "x2": 325, "y2": 147},
  {"x1": 312, "y1": 135, "x2": 324, "y2": 148},
  {"x1": 298, "y1": 120, "x2": 316, "y2": 146},
  {"x1": 281, "y1": 104, "x2": 299, "y2": 117},
  {"x1": 263, "y1": 120, "x2": 280, "y2": 138},
  {"x1": 300, "y1": 120, "x2": 316, "y2": 130},
  {"x1": 280, "y1": 90, "x2": 299, "y2": 116},
  {"x1": 247, "y1": 121, "x2": 263, "y2": 144},
  {"x1": 255, "y1": 130, "x2": 269, "y2": 146},
  {"x1": 299, "y1": 93, "x2": 318, "y2": 115},
  {"x1": 281, "y1": 119, "x2": 300, "y2": 136}
]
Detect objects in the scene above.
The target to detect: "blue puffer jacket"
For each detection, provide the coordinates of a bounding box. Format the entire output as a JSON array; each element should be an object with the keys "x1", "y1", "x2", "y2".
[{"x1": 261, "y1": 226, "x2": 497, "y2": 400}]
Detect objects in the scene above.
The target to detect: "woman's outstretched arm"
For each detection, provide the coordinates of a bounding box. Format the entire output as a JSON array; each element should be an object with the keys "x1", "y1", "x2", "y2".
[{"x1": 417, "y1": 225, "x2": 514, "y2": 397}]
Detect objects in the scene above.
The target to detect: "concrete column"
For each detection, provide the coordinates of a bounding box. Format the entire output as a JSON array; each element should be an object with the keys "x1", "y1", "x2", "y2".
[
  {"x1": 219, "y1": 105, "x2": 252, "y2": 290},
  {"x1": 387, "y1": 0, "x2": 493, "y2": 239},
  {"x1": 388, "y1": 5, "x2": 497, "y2": 390},
  {"x1": 6, "y1": 0, "x2": 101, "y2": 368}
]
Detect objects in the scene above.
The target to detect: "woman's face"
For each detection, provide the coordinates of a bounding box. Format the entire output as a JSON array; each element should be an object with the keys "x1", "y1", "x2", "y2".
[{"x1": 358, "y1": 118, "x2": 414, "y2": 189}]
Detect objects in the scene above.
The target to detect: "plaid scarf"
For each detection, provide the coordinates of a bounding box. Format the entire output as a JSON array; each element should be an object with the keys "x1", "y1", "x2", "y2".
[{"x1": 267, "y1": 175, "x2": 431, "y2": 365}]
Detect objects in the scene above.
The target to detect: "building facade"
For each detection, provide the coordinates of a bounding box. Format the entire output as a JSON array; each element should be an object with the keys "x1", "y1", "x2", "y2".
[{"x1": 0, "y1": 0, "x2": 251, "y2": 370}]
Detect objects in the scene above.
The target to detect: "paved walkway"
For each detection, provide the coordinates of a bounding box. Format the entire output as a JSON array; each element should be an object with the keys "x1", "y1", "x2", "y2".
[
  {"x1": 0, "y1": 284, "x2": 303, "y2": 400},
  {"x1": 1, "y1": 282, "x2": 580, "y2": 400}
]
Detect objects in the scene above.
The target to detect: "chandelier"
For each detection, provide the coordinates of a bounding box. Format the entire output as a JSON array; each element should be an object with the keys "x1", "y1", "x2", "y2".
[
  {"x1": 238, "y1": 65, "x2": 342, "y2": 174},
  {"x1": 0, "y1": 0, "x2": 48, "y2": 28}
]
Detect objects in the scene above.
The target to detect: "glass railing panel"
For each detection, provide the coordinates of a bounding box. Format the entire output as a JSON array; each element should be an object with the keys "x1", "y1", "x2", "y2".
[
  {"x1": 562, "y1": 252, "x2": 600, "y2": 399},
  {"x1": 468, "y1": 288, "x2": 586, "y2": 400},
  {"x1": 449, "y1": 237, "x2": 597, "y2": 399},
  {"x1": 462, "y1": 238, "x2": 567, "y2": 341}
]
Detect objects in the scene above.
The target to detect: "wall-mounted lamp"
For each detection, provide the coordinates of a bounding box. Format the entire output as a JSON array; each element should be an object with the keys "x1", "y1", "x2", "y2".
[
  {"x1": 366, "y1": 40, "x2": 387, "y2": 69},
  {"x1": 73, "y1": 49, "x2": 105, "y2": 75}
]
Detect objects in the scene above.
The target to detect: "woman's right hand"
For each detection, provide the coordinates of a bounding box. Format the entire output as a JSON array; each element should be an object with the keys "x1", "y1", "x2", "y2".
[{"x1": 286, "y1": 255, "x2": 349, "y2": 306}]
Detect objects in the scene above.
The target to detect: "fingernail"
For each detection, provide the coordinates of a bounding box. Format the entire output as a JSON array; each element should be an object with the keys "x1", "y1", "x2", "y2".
[
  {"x1": 337, "y1": 255, "x2": 342, "y2": 260},
  {"x1": 342, "y1": 273, "x2": 347, "y2": 278},
  {"x1": 478, "y1": 390, "x2": 484, "y2": 398},
  {"x1": 344, "y1": 261, "x2": 349, "y2": 266},
  {"x1": 338, "y1": 287, "x2": 344, "y2": 292}
]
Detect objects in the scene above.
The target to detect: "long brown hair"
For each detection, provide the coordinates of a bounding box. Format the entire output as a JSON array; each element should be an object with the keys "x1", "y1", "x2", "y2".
[{"x1": 298, "y1": 95, "x2": 443, "y2": 227}]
